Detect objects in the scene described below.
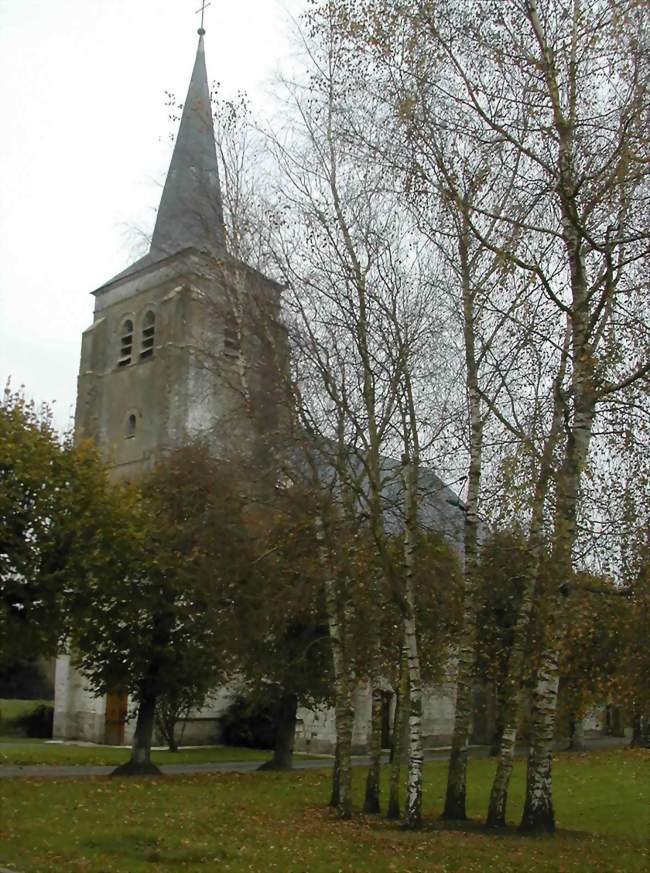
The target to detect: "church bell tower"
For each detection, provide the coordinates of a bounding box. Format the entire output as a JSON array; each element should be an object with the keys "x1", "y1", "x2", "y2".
[
  {"x1": 74, "y1": 26, "x2": 283, "y2": 483},
  {"x1": 54, "y1": 23, "x2": 284, "y2": 744}
]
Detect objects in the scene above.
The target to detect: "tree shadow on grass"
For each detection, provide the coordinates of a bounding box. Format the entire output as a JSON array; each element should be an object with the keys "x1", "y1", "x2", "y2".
[
  {"x1": 84, "y1": 832, "x2": 233, "y2": 866},
  {"x1": 414, "y1": 817, "x2": 621, "y2": 850},
  {"x1": 353, "y1": 811, "x2": 603, "y2": 845}
]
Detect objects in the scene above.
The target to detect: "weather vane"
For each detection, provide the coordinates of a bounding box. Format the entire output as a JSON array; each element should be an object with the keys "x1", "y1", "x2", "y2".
[{"x1": 196, "y1": 0, "x2": 211, "y2": 35}]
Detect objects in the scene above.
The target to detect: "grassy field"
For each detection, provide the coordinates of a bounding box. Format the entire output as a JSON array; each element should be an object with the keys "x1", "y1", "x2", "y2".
[
  {"x1": 0, "y1": 698, "x2": 303, "y2": 766},
  {"x1": 0, "y1": 698, "x2": 52, "y2": 737},
  {"x1": 0, "y1": 749, "x2": 647, "y2": 872},
  {"x1": 0, "y1": 741, "x2": 286, "y2": 767},
  {"x1": 0, "y1": 699, "x2": 52, "y2": 721},
  {"x1": 0, "y1": 700, "x2": 328, "y2": 766}
]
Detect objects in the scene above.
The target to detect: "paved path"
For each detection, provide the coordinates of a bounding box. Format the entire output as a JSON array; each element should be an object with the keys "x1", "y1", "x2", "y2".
[
  {"x1": 0, "y1": 747, "x2": 468, "y2": 780},
  {"x1": 0, "y1": 736, "x2": 630, "y2": 780},
  {"x1": 0, "y1": 758, "x2": 333, "y2": 780}
]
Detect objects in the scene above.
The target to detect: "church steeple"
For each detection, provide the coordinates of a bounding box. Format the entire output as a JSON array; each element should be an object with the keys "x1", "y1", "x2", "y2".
[{"x1": 150, "y1": 29, "x2": 226, "y2": 260}]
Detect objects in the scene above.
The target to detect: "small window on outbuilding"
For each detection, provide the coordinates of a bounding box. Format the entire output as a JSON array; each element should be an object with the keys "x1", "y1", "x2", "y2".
[
  {"x1": 125, "y1": 414, "x2": 137, "y2": 439},
  {"x1": 118, "y1": 319, "x2": 134, "y2": 367},
  {"x1": 224, "y1": 316, "x2": 240, "y2": 357},
  {"x1": 140, "y1": 311, "x2": 156, "y2": 360}
]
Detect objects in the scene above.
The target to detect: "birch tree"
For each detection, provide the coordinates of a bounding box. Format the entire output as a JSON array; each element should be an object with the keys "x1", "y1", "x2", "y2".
[
  {"x1": 410, "y1": 0, "x2": 650, "y2": 834},
  {"x1": 265, "y1": 7, "x2": 459, "y2": 824},
  {"x1": 322, "y1": 0, "x2": 649, "y2": 832}
]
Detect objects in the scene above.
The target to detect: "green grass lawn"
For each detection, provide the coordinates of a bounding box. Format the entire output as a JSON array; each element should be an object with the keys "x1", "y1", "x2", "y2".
[
  {"x1": 0, "y1": 741, "x2": 284, "y2": 767},
  {"x1": 0, "y1": 700, "x2": 328, "y2": 766},
  {"x1": 0, "y1": 749, "x2": 647, "y2": 872},
  {"x1": 0, "y1": 698, "x2": 52, "y2": 737},
  {"x1": 0, "y1": 699, "x2": 52, "y2": 721}
]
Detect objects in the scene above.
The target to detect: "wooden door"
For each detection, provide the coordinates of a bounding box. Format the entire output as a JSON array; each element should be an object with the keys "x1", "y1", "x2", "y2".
[{"x1": 104, "y1": 688, "x2": 128, "y2": 745}]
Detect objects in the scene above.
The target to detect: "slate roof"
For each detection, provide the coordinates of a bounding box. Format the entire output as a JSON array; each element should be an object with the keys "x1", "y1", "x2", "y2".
[
  {"x1": 313, "y1": 443, "x2": 466, "y2": 552},
  {"x1": 96, "y1": 32, "x2": 225, "y2": 293}
]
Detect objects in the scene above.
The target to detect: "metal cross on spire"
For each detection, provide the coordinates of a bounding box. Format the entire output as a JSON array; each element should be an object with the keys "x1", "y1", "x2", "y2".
[{"x1": 196, "y1": 0, "x2": 211, "y2": 35}]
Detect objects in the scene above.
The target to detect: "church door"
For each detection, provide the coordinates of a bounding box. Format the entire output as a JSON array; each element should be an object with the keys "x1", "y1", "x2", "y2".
[{"x1": 104, "y1": 688, "x2": 128, "y2": 745}]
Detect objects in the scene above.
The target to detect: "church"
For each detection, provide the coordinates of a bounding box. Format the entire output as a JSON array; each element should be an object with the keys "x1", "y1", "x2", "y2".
[{"x1": 52, "y1": 25, "x2": 470, "y2": 753}]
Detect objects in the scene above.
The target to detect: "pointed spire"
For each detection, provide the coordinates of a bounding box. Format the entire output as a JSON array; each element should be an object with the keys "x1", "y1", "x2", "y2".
[{"x1": 150, "y1": 31, "x2": 226, "y2": 259}]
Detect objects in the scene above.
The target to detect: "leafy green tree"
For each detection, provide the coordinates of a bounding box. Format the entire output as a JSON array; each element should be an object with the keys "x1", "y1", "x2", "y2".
[
  {"x1": 474, "y1": 530, "x2": 531, "y2": 751},
  {"x1": 557, "y1": 575, "x2": 629, "y2": 749},
  {"x1": 619, "y1": 547, "x2": 650, "y2": 747},
  {"x1": 0, "y1": 387, "x2": 133, "y2": 668},
  {"x1": 228, "y1": 484, "x2": 335, "y2": 770},
  {"x1": 69, "y1": 444, "x2": 251, "y2": 775}
]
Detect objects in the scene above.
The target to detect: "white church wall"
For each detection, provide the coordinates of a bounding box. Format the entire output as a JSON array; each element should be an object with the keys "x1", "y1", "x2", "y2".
[
  {"x1": 162, "y1": 686, "x2": 238, "y2": 747},
  {"x1": 53, "y1": 655, "x2": 106, "y2": 743},
  {"x1": 421, "y1": 683, "x2": 457, "y2": 746},
  {"x1": 93, "y1": 261, "x2": 191, "y2": 315},
  {"x1": 295, "y1": 703, "x2": 337, "y2": 754}
]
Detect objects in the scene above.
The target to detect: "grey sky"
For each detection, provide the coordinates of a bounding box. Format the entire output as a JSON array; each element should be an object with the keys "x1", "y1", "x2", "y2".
[{"x1": 0, "y1": 0, "x2": 304, "y2": 429}]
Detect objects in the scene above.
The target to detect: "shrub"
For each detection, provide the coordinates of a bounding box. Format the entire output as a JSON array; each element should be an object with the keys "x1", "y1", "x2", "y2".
[
  {"x1": 14, "y1": 704, "x2": 54, "y2": 738},
  {"x1": 219, "y1": 696, "x2": 278, "y2": 749}
]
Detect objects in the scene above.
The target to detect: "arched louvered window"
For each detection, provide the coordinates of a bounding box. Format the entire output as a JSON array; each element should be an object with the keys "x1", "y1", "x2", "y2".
[
  {"x1": 125, "y1": 413, "x2": 137, "y2": 439},
  {"x1": 118, "y1": 319, "x2": 134, "y2": 367},
  {"x1": 140, "y1": 311, "x2": 156, "y2": 360},
  {"x1": 224, "y1": 315, "x2": 240, "y2": 357}
]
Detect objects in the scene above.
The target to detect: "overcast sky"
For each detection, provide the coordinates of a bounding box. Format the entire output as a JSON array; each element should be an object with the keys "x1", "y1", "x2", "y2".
[{"x1": 0, "y1": 0, "x2": 305, "y2": 429}]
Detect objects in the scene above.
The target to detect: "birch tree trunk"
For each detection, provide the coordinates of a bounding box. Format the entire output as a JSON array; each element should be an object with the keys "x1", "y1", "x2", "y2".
[
  {"x1": 519, "y1": 643, "x2": 562, "y2": 834},
  {"x1": 519, "y1": 1, "x2": 600, "y2": 832},
  {"x1": 520, "y1": 414, "x2": 595, "y2": 831},
  {"x1": 315, "y1": 513, "x2": 355, "y2": 819},
  {"x1": 333, "y1": 693, "x2": 355, "y2": 820},
  {"x1": 484, "y1": 589, "x2": 533, "y2": 827},
  {"x1": 363, "y1": 564, "x2": 387, "y2": 813},
  {"x1": 363, "y1": 673, "x2": 384, "y2": 813},
  {"x1": 443, "y1": 203, "x2": 483, "y2": 820},
  {"x1": 330, "y1": 740, "x2": 341, "y2": 808},
  {"x1": 402, "y1": 457, "x2": 424, "y2": 830},
  {"x1": 520, "y1": 360, "x2": 596, "y2": 833},
  {"x1": 387, "y1": 644, "x2": 409, "y2": 820},
  {"x1": 485, "y1": 515, "x2": 555, "y2": 826},
  {"x1": 486, "y1": 342, "x2": 569, "y2": 827},
  {"x1": 485, "y1": 505, "x2": 550, "y2": 826}
]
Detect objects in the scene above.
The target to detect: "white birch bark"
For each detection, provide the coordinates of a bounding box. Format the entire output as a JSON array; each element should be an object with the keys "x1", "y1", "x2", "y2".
[
  {"x1": 387, "y1": 643, "x2": 409, "y2": 820},
  {"x1": 443, "y1": 201, "x2": 483, "y2": 820},
  {"x1": 521, "y1": 315, "x2": 596, "y2": 834},
  {"x1": 402, "y1": 455, "x2": 424, "y2": 830},
  {"x1": 314, "y1": 512, "x2": 355, "y2": 819},
  {"x1": 486, "y1": 332, "x2": 570, "y2": 827},
  {"x1": 363, "y1": 633, "x2": 384, "y2": 814},
  {"x1": 519, "y1": 0, "x2": 601, "y2": 834}
]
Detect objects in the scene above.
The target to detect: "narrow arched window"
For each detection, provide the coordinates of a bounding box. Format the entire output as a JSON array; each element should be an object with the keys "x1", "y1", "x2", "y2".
[
  {"x1": 224, "y1": 315, "x2": 240, "y2": 357},
  {"x1": 125, "y1": 414, "x2": 137, "y2": 439},
  {"x1": 118, "y1": 319, "x2": 134, "y2": 367},
  {"x1": 140, "y1": 311, "x2": 155, "y2": 360}
]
